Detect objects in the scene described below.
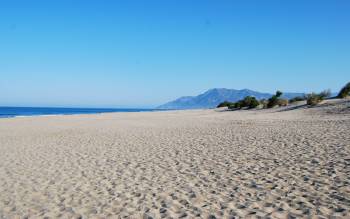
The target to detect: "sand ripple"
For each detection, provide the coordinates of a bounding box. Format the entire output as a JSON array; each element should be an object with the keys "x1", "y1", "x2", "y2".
[{"x1": 0, "y1": 101, "x2": 349, "y2": 218}]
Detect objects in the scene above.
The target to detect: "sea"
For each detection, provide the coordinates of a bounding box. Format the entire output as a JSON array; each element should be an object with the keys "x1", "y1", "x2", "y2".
[{"x1": 0, "y1": 107, "x2": 160, "y2": 118}]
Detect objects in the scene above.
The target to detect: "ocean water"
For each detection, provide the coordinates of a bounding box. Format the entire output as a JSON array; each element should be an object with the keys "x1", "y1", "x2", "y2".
[{"x1": 0, "y1": 107, "x2": 159, "y2": 118}]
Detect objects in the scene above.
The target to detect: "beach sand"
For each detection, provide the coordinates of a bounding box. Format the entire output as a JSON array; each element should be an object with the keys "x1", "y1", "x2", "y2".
[{"x1": 0, "y1": 100, "x2": 349, "y2": 218}]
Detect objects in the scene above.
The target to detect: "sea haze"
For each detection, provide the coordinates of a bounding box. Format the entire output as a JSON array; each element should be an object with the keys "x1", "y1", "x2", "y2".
[{"x1": 0, "y1": 107, "x2": 158, "y2": 118}]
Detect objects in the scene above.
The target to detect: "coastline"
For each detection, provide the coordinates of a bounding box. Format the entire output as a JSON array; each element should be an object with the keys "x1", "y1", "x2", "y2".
[{"x1": 0, "y1": 107, "x2": 168, "y2": 119}]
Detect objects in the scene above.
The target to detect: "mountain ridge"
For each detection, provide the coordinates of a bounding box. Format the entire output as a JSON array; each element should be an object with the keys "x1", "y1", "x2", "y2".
[{"x1": 157, "y1": 88, "x2": 304, "y2": 109}]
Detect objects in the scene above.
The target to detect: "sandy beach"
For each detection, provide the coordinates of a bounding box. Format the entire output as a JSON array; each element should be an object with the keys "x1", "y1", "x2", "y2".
[{"x1": 0, "y1": 100, "x2": 349, "y2": 219}]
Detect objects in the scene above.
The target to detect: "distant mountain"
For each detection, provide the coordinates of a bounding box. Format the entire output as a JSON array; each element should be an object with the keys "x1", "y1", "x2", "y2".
[{"x1": 157, "y1": 88, "x2": 304, "y2": 109}]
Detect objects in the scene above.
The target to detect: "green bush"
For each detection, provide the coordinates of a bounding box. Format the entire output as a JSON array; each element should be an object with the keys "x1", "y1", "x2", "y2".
[
  {"x1": 267, "y1": 91, "x2": 284, "y2": 108},
  {"x1": 230, "y1": 98, "x2": 241, "y2": 109},
  {"x1": 243, "y1": 96, "x2": 260, "y2": 109},
  {"x1": 306, "y1": 93, "x2": 323, "y2": 106},
  {"x1": 267, "y1": 96, "x2": 278, "y2": 108},
  {"x1": 337, "y1": 82, "x2": 350, "y2": 98},
  {"x1": 233, "y1": 101, "x2": 243, "y2": 109},
  {"x1": 228, "y1": 100, "x2": 244, "y2": 109},
  {"x1": 217, "y1": 101, "x2": 233, "y2": 108},
  {"x1": 306, "y1": 90, "x2": 330, "y2": 106},
  {"x1": 228, "y1": 96, "x2": 260, "y2": 109},
  {"x1": 276, "y1": 90, "x2": 283, "y2": 98}
]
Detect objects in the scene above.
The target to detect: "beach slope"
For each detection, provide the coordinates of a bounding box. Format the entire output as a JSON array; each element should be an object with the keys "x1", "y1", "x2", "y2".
[{"x1": 0, "y1": 100, "x2": 349, "y2": 218}]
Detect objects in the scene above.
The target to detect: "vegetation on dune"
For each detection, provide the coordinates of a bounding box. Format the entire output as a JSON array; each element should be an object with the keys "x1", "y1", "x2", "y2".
[
  {"x1": 266, "y1": 91, "x2": 280, "y2": 108},
  {"x1": 289, "y1": 96, "x2": 306, "y2": 103},
  {"x1": 217, "y1": 91, "x2": 290, "y2": 110},
  {"x1": 217, "y1": 101, "x2": 233, "y2": 108},
  {"x1": 337, "y1": 82, "x2": 350, "y2": 98},
  {"x1": 306, "y1": 89, "x2": 331, "y2": 106},
  {"x1": 259, "y1": 99, "x2": 268, "y2": 109},
  {"x1": 217, "y1": 86, "x2": 339, "y2": 110},
  {"x1": 245, "y1": 96, "x2": 260, "y2": 109},
  {"x1": 217, "y1": 96, "x2": 260, "y2": 110},
  {"x1": 228, "y1": 96, "x2": 260, "y2": 109},
  {"x1": 277, "y1": 98, "x2": 288, "y2": 106},
  {"x1": 267, "y1": 91, "x2": 288, "y2": 108}
]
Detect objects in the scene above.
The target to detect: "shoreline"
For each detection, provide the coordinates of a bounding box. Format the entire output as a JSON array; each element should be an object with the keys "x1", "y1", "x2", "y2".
[{"x1": 0, "y1": 108, "x2": 174, "y2": 119}]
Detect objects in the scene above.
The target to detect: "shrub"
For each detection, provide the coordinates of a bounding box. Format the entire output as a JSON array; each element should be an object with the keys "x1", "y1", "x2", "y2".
[
  {"x1": 244, "y1": 96, "x2": 260, "y2": 109},
  {"x1": 230, "y1": 101, "x2": 242, "y2": 109},
  {"x1": 306, "y1": 93, "x2": 323, "y2": 106},
  {"x1": 267, "y1": 96, "x2": 278, "y2": 108},
  {"x1": 217, "y1": 101, "x2": 233, "y2": 108},
  {"x1": 228, "y1": 96, "x2": 260, "y2": 109},
  {"x1": 276, "y1": 90, "x2": 283, "y2": 98},
  {"x1": 229, "y1": 99, "x2": 244, "y2": 109},
  {"x1": 337, "y1": 82, "x2": 350, "y2": 98},
  {"x1": 267, "y1": 91, "x2": 283, "y2": 108},
  {"x1": 306, "y1": 90, "x2": 330, "y2": 106}
]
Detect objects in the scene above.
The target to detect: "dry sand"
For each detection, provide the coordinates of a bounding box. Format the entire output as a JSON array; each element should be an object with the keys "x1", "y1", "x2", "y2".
[{"x1": 0, "y1": 100, "x2": 349, "y2": 219}]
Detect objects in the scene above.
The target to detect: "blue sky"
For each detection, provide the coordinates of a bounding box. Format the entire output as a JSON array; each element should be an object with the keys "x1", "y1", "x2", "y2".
[{"x1": 1, "y1": 0, "x2": 349, "y2": 108}]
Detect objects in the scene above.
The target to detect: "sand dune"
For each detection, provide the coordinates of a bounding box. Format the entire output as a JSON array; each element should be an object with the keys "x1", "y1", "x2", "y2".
[{"x1": 0, "y1": 100, "x2": 349, "y2": 218}]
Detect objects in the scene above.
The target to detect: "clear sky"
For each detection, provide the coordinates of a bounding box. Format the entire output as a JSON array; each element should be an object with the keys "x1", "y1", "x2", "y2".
[{"x1": 1, "y1": 0, "x2": 349, "y2": 108}]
